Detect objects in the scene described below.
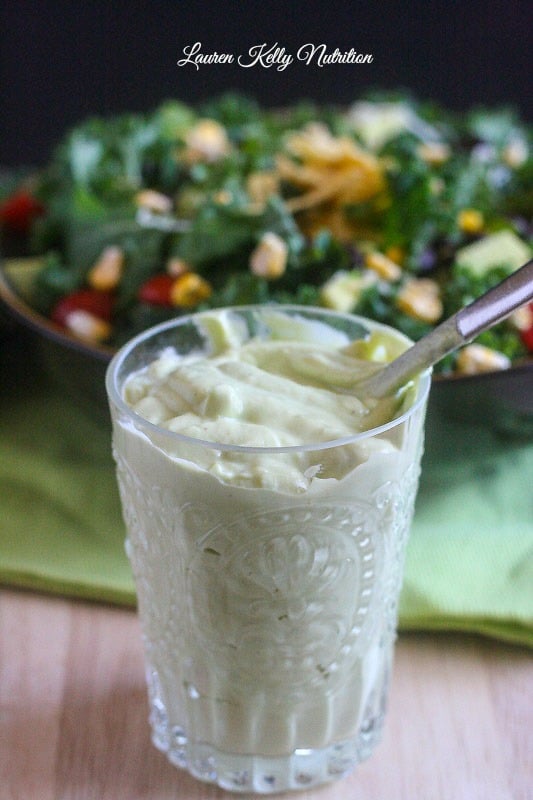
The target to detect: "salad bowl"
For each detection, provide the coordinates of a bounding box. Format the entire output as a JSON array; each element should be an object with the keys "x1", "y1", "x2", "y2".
[
  {"x1": 1, "y1": 254, "x2": 532, "y2": 437},
  {"x1": 1, "y1": 92, "x2": 531, "y2": 434}
]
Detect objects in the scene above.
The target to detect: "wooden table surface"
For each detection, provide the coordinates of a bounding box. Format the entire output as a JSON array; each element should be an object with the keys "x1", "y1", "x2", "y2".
[{"x1": 1, "y1": 587, "x2": 530, "y2": 800}]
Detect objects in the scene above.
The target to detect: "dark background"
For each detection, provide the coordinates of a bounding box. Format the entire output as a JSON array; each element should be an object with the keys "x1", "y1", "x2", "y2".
[{"x1": 1, "y1": 0, "x2": 531, "y2": 167}]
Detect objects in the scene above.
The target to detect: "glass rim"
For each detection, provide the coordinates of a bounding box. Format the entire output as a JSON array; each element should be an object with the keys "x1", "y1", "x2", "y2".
[{"x1": 105, "y1": 305, "x2": 432, "y2": 455}]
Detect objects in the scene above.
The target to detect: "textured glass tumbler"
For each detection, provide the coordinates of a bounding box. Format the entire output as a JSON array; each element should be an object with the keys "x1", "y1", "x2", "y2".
[{"x1": 106, "y1": 306, "x2": 431, "y2": 794}]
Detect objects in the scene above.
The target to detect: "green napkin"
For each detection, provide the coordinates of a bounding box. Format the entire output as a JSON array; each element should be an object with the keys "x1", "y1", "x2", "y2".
[
  {"x1": 1, "y1": 334, "x2": 532, "y2": 646},
  {"x1": 401, "y1": 419, "x2": 533, "y2": 646}
]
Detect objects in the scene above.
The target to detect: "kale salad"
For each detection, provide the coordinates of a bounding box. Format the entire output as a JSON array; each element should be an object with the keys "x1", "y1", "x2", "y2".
[{"x1": 3, "y1": 92, "x2": 532, "y2": 374}]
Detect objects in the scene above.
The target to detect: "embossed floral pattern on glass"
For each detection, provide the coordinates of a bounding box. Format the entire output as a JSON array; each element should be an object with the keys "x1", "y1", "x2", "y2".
[{"x1": 107, "y1": 306, "x2": 430, "y2": 794}]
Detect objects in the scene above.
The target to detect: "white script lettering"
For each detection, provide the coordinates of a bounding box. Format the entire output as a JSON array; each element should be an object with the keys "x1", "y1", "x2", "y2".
[{"x1": 177, "y1": 42, "x2": 235, "y2": 69}]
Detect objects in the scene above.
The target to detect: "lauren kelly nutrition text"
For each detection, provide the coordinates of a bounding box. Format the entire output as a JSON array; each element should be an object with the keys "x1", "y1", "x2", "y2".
[{"x1": 177, "y1": 42, "x2": 374, "y2": 71}]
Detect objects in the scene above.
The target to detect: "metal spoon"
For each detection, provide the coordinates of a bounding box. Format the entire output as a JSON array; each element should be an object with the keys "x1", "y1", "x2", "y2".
[{"x1": 357, "y1": 259, "x2": 533, "y2": 398}]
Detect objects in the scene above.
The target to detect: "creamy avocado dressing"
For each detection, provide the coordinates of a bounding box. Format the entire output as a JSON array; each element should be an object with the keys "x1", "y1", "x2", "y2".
[
  {"x1": 109, "y1": 308, "x2": 429, "y2": 789},
  {"x1": 122, "y1": 309, "x2": 411, "y2": 491}
]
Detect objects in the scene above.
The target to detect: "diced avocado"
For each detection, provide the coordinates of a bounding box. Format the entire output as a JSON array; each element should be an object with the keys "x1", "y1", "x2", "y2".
[
  {"x1": 348, "y1": 101, "x2": 439, "y2": 150},
  {"x1": 455, "y1": 230, "x2": 531, "y2": 277},
  {"x1": 320, "y1": 270, "x2": 377, "y2": 313},
  {"x1": 4, "y1": 257, "x2": 45, "y2": 303}
]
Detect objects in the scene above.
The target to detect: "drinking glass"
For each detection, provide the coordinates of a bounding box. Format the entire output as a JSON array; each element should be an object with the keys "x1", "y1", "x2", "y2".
[{"x1": 106, "y1": 306, "x2": 431, "y2": 794}]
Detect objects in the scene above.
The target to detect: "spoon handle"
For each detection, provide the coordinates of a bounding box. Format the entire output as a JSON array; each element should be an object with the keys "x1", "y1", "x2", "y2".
[
  {"x1": 360, "y1": 258, "x2": 533, "y2": 398},
  {"x1": 456, "y1": 258, "x2": 533, "y2": 339}
]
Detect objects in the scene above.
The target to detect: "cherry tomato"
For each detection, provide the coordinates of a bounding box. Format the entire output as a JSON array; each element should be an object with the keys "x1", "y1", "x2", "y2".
[
  {"x1": 138, "y1": 274, "x2": 174, "y2": 306},
  {"x1": 520, "y1": 325, "x2": 533, "y2": 351},
  {"x1": 0, "y1": 190, "x2": 44, "y2": 234},
  {"x1": 51, "y1": 289, "x2": 115, "y2": 327},
  {"x1": 519, "y1": 303, "x2": 533, "y2": 352}
]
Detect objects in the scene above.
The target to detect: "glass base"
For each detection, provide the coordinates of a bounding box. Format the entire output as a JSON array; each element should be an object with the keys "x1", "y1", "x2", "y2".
[{"x1": 150, "y1": 717, "x2": 384, "y2": 794}]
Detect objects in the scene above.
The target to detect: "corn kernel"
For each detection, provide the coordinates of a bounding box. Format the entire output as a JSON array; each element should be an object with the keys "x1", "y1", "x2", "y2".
[
  {"x1": 455, "y1": 344, "x2": 511, "y2": 374},
  {"x1": 384, "y1": 245, "x2": 405, "y2": 266},
  {"x1": 170, "y1": 272, "x2": 212, "y2": 307},
  {"x1": 87, "y1": 245, "x2": 124, "y2": 291},
  {"x1": 183, "y1": 119, "x2": 230, "y2": 163},
  {"x1": 365, "y1": 250, "x2": 402, "y2": 281},
  {"x1": 417, "y1": 142, "x2": 451, "y2": 165},
  {"x1": 250, "y1": 232, "x2": 288, "y2": 280},
  {"x1": 166, "y1": 257, "x2": 190, "y2": 277},
  {"x1": 135, "y1": 190, "x2": 173, "y2": 214},
  {"x1": 503, "y1": 138, "x2": 528, "y2": 168},
  {"x1": 65, "y1": 310, "x2": 112, "y2": 343},
  {"x1": 247, "y1": 172, "x2": 279, "y2": 206},
  {"x1": 508, "y1": 303, "x2": 533, "y2": 331},
  {"x1": 396, "y1": 278, "x2": 442, "y2": 323},
  {"x1": 213, "y1": 189, "x2": 232, "y2": 205},
  {"x1": 457, "y1": 208, "x2": 484, "y2": 235}
]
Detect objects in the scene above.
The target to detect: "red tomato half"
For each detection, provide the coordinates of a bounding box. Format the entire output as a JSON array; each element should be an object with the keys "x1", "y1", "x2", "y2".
[
  {"x1": 137, "y1": 274, "x2": 175, "y2": 306},
  {"x1": 519, "y1": 303, "x2": 533, "y2": 352},
  {"x1": 0, "y1": 190, "x2": 44, "y2": 234},
  {"x1": 51, "y1": 289, "x2": 115, "y2": 326}
]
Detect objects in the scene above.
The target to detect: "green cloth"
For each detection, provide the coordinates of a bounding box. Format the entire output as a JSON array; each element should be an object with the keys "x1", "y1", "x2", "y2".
[{"x1": 1, "y1": 332, "x2": 532, "y2": 647}]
